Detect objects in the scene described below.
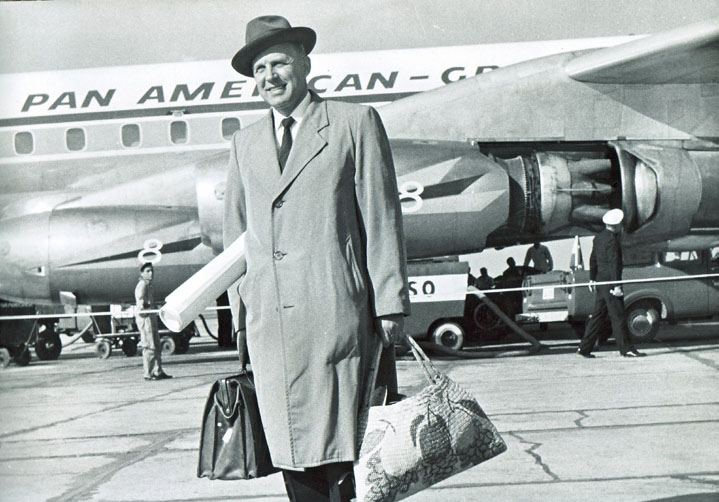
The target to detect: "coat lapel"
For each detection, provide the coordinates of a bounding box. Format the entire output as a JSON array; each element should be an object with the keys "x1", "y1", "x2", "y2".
[{"x1": 276, "y1": 95, "x2": 328, "y2": 197}]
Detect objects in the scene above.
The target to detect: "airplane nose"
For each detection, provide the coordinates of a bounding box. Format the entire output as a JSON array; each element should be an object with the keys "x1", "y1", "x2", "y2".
[{"x1": 0, "y1": 212, "x2": 52, "y2": 303}]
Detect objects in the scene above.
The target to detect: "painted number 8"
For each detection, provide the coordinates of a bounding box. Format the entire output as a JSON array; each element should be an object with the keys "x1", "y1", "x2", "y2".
[
  {"x1": 138, "y1": 238, "x2": 163, "y2": 264},
  {"x1": 399, "y1": 180, "x2": 424, "y2": 214}
]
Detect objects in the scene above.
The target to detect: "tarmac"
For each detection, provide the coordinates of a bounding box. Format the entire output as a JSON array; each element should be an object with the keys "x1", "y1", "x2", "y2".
[{"x1": 1, "y1": 322, "x2": 718, "y2": 502}]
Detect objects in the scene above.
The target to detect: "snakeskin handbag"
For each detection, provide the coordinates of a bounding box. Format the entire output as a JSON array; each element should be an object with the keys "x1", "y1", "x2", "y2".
[{"x1": 354, "y1": 335, "x2": 506, "y2": 502}]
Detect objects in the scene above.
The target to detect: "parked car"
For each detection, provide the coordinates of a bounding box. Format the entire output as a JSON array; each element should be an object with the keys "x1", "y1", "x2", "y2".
[{"x1": 518, "y1": 245, "x2": 719, "y2": 343}]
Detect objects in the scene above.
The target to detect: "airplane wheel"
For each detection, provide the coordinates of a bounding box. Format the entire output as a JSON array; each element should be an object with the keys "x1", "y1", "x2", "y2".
[
  {"x1": 626, "y1": 300, "x2": 661, "y2": 343},
  {"x1": 95, "y1": 340, "x2": 112, "y2": 359},
  {"x1": 0, "y1": 348, "x2": 10, "y2": 368},
  {"x1": 121, "y1": 338, "x2": 138, "y2": 357},
  {"x1": 161, "y1": 336, "x2": 176, "y2": 356},
  {"x1": 430, "y1": 321, "x2": 465, "y2": 351},
  {"x1": 35, "y1": 332, "x2": 62, "y2": 360},
  {"x1": 12, "y1": 345, "x2": 31, "y2": 366}
]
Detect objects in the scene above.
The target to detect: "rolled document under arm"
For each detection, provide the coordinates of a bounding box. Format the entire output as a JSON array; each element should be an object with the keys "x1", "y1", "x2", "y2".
[{"x1": 160, "y1": 233, "x2": 247, "y2": 332}]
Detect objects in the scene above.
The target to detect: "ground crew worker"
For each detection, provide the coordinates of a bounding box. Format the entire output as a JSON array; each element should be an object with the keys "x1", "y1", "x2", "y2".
[
  {"x1": 135, "y1": 263, "x2": 172, "y2": 380},
  {"x1": 476, "y1": 267, "x2": 495, "y2": 290},
  {"x1": 523, "y1": 241, "x2": 553, "y2": 273}
]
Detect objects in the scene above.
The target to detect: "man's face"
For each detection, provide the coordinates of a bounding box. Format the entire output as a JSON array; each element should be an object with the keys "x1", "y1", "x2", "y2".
[
  {"x1": 252, "y1": 43, "x2": 310, "y2": 115},
  {"x1": 141, "y1": 267, "x2": 153, "y2": 281}
]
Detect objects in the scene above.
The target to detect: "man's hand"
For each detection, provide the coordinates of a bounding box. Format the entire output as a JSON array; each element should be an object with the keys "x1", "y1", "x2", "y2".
[
  {"x1": 610, "y1": 286, "x2": 624, "y2": 297},
  {"x1": 376, "y1": 314, "x2": 404, "y2": 348},
  {"x1": 588, "y1": 280, "x2": 596, "y2": 292}
]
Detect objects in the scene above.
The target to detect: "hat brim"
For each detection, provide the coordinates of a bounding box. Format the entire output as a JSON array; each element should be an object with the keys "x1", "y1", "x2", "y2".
[{"x1": 231, "y1": 27, "x2": 316, "y2": 77}]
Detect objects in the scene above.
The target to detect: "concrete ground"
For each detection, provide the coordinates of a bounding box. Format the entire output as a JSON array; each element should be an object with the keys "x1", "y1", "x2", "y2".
[{"x1": 1, "y1": 322, "x2": 718, "y2": 502}]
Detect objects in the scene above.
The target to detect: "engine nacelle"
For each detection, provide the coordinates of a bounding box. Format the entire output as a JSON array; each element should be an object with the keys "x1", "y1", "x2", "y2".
[{"x1": 194, "y1": 152, "x2": 230, "y2": 254}]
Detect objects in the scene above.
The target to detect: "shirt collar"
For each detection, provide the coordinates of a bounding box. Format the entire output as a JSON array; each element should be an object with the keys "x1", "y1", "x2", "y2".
[{"x1": 272, "y1": 91, "x2": 311, "y2": 131}]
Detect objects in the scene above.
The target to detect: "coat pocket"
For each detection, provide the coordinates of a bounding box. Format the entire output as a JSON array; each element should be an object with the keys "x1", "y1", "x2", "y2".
[{"x1": 345, "y1": 237, "x2": 366, "y2": 297}]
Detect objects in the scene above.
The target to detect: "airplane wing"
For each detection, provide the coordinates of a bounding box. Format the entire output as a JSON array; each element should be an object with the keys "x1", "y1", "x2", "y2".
[{"x1": 565, "y1": 18, "x2": 719, "y2": 84}]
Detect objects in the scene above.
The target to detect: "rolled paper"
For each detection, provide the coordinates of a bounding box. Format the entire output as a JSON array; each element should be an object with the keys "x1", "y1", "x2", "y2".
[{"x1": 160, "y1": 233, "x2": 246, "y2": 332}]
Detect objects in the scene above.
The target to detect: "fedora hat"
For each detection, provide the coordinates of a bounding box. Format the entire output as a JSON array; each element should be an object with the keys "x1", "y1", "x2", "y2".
[{"x1": 231, "y1": 16, "x2": 316, "y2": 77}]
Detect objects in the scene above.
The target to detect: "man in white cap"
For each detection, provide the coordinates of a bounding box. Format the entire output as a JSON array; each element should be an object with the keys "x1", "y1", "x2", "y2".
[
  {"x1": 577, "y1": 208, "x2": 645, "y2": 358},
  {"x1": 224, "y1": 15, "x2": 410, "y2": 502}
]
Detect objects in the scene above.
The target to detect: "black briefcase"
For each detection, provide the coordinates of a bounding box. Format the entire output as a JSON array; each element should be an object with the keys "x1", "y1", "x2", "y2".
[{"x1": 197, "y1": 372, "x2": 278, "y2": 480}]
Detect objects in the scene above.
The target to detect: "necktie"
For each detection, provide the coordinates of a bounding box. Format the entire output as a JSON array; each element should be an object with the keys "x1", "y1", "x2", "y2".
[{"x1": 278, "y1": 116, "x2": 295, "y2": 172}]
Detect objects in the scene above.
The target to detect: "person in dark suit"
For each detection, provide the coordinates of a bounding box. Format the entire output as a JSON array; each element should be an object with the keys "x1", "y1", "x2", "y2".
[
  {"x1": 224, "y1": 16, "x2": 410, "y2": 502},
  {"x1": 578, "y1": 209, "x2": 645, "y2": 358}
]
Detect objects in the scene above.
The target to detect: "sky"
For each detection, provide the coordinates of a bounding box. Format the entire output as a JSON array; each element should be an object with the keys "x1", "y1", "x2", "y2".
[
  {"x1": 1, "y1": 0, "x2": 717, "y2": 276},
  {"x1": 1, "y1": 0, "x2": 718, "y2": 73}
]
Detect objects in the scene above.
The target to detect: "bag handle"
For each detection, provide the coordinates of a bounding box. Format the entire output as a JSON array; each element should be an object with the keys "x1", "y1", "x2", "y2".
[
  {"x1": 214, "y1": 379, "x2": 241, "y2": 419},
  {"x1": 404, "y1": 334, "x2": 441, "y2": 385}
]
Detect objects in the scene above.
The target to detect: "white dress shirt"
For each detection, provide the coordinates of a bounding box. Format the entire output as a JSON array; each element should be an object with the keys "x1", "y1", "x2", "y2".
[{"x1": 271, "y1": 92, "x2": 311, "y2": 151}]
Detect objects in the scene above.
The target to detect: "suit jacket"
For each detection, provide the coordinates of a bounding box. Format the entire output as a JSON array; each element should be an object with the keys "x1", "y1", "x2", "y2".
[
  {"x1": 223, "y1": 92, "x2": 410, "y2": 468},
  {"x1": 589, "y1": 228, "x2": 623, "y2": 285}
]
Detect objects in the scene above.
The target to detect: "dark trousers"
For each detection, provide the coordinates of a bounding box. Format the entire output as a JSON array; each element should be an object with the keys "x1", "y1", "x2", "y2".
[
  {"x1": 579, "y1": 285, "x2": 635, "y2": 355},
  {"x1": 282, "y1": 462, "x2": 355, "y2": 502}
]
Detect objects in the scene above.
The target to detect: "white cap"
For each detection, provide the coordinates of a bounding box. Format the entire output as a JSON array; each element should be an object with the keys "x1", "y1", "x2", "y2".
[{"x1": 602, "y1": 208, "x2": 624, "y2": 225}]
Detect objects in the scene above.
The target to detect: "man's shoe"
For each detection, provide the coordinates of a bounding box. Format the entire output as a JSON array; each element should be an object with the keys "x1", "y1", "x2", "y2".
[
  {"x1": 154, "y1": 372, "x2": 172, "y2": 379},
  {"x1": 626, "y1": 350, "x2": 646, "y2": 357},
  {"x1": 577, "y1": 349, "x2": 595, "y2": 358},
  {"x1": 144, "y1": 375, "x2": 156, "y2": 381}
]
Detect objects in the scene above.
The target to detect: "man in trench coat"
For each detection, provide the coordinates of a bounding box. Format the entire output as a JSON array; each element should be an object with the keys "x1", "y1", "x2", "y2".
[{"x1": 223, "y1": 15, "x2": 411, "y2": 501}]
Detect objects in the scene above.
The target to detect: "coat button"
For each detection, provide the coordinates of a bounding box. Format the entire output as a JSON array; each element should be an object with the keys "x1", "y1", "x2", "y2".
[
  {"x1": 273, "y1": 200, "x2": 284, "y2": 209},
  {"x1": 273, "y1": 250, "x2": 284, "y2": 261}
]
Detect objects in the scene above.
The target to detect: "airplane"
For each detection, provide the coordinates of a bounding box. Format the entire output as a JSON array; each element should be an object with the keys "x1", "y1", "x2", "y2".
[{"x1": 0, "y1": 19, "x2": 717, "y2": 359}]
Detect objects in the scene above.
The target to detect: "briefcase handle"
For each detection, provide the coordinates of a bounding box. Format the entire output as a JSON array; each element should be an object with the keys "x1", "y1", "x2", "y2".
[{"x1": 214, "y1": 379, "x2": 241, "y2": 419}]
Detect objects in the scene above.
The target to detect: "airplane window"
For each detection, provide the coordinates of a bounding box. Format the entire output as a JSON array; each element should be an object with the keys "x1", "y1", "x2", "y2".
[
  {"x1": 170, "y1": 121, "x2": 188, "y2": 144},
  {"x1": 14, "y1": 131, "x2": 34, "y2": 154},
  {"x1": 222, "y1": 118, "x2": 241, "y2": 140},
  {"x1": 121, "y1": 124, "x2": 141, "y2": 147},
  {"x1": 66, "y1": 128, "x2": 86, "y2": 151}
]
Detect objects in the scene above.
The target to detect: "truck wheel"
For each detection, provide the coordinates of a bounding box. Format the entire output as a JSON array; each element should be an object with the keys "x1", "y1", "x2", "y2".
[
  {"x1": 0, "y1": 348, "x2": 10, "y2": 368},
  {"x1": 473, "y1": 304, "x2": 503, "y2": 332},
  {"x1": 35, "y1": 332, "x2": 62, "y2": 361},
  {"x1": 161, "y1": 336, "x2": 176, "y2": 356},
  {"x1": 430, "y1": 321, "x2": 465, "y2": 351},
  {"x1": 121, "y1": 338, "x2": 138, "y2": 357},
  {"x1": 626, "y1": 300, "x2": 661, "y2": 343},
  {"x1": 95, "y1": 340, "x2": 112, "y2": 359},
  {"x1": 12, "y1": 345, "x2": 31, "y2": 366}
]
